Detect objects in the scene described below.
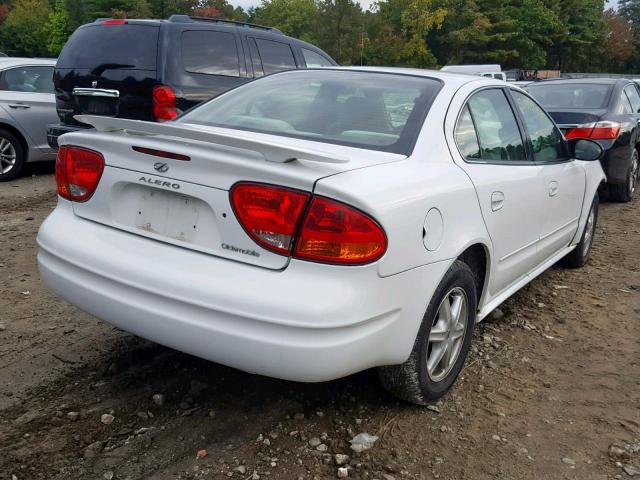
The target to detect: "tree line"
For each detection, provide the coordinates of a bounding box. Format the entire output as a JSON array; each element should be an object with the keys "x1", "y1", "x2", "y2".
[{"x1": 0, "y1": 0, "x2": 640, "y2": 73}]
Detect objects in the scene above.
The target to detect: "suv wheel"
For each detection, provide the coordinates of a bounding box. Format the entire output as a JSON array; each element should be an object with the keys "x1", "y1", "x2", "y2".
[
  {"x1": 610, "y1": 148, "x2": 638, "y2": 202},
  {"x1": 378, "y1": 260, "x2": 476, "y2": 405},
  {"x1": 0, "y1": 129, "x2": 25, "y2": 182}
]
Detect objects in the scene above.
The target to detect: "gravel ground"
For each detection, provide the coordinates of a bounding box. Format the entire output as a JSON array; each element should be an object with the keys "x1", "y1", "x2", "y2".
[{"x1": 1, "y1": 165, "x2": 639, "y2": 480}]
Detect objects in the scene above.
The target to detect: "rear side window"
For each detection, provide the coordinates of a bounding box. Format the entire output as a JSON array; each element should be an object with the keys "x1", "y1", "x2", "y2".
[
  {"x1": 454, "y1": 105, "x2": 481, "y2": 160},
  {"x1": 248, "y1": 38, "x2": 263, "y2": 78},
  {"x1": 624, "y1": 85, "x2": 640, "y2": 113},
  {"x1": 57, "y1": 24, "x2": 159, "y2": 70},
  {"x1": 467, "y1": 89, "x2": 526, "y2": 162},
  {"x1": 181, "y1": 30, "x2": 240, "y2": 77},
  {"x1": 0, "y1": 66, "x2": 54, "y2": 93},
  {"x1": 255, "y1": 39, "x2": 296, "y2": 74},
  {"x1": 302, "y1": 49, "x2": 332, "y2": 68},
  {"x1": 618, "y1": 90, "x2": 633, "y2": 114}
]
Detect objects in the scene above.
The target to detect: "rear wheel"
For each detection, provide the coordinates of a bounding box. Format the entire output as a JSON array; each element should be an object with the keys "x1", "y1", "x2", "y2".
[
  {"x1": 378, "y1": 260, "x2": 476, "y2": 405},
  {"x1": 0, "y1": 128, "x2": 25, "y2": 182},
  {"x1": 610, "y1": 148, "x2": 638, "y2": 202},
  {"x1": 559, "y1": 192, "x2": 598, "y2": 269}
]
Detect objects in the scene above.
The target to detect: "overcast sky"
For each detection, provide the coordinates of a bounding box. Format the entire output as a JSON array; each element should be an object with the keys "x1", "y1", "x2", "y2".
[{"x1": 231, "y1": 0, "x2": 376, "y2": 11}]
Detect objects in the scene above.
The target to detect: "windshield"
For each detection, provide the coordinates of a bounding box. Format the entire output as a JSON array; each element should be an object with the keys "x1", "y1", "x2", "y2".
[
  {"x1": 525, "y1": 83, "x2": 612, "y2": 109},
  {"x1": 179, "y1": 70, "x2": 442, "y2": 154},
  {"x1": 57, "y1": 24, "x2": 159, "y2": 70}
]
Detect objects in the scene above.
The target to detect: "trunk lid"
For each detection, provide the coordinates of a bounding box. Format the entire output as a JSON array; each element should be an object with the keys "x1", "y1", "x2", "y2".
[
  {"x1": 63, "y1": 117, "x2": 403, "y2": 270},
  {"x1": 545, "y1": 109, "x2": 607, "y2": 134},
  {"x1": 54, "y1": 22, "x2": 159, "y2": 125}
]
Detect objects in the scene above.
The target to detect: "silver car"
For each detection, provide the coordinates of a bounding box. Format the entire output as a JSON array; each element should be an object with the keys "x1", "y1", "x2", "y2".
[{"x1": 0, "y1": 58, "x2": 58, "y2": 181}]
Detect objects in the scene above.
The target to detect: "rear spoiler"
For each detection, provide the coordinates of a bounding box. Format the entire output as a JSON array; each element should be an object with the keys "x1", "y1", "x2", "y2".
[{"x1": 74, "y1": 115, "x2": 348, "y2": 164}]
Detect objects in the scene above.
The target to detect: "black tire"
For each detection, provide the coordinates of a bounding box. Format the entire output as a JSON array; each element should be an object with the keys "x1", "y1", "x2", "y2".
[
  {"x1": 609, "y1": 148, "x2": 638, "y2": 202},
  {"x1": 559, "y1": 192, "x2": 598, "y2": 269},
  {"x1": 0, "y1": 128, "x2": 26, "y2": 182},
  {"x1": 378, "y1": 260, "x2": 477, "y2": 405}
]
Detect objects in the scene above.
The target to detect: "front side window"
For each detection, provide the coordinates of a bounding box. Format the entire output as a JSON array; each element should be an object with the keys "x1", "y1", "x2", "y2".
[
  {"x1": 0, "y1": 66, "x2": 54, "y2": 93},
  {"x1": 467, "y1": 89, "x2": 526, "y2": 162},
  {"x1": 255, "y1": 39, "x2": 296, "y2": 74},
  {"x1": 182, "y1": 30, "x2": 240, "y2": 77},
  {"x1": 512, "y1": 90, "x2": 566, "y2": 162},
  {"x1": 302, "y1": 48, "x2": 332, "y2": 68},
  {"x1": 179, "y1": 70, "x2": 442, "y2": 154}
]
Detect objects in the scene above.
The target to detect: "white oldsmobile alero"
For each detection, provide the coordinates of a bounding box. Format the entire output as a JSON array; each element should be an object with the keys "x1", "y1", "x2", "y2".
[{"x1": 37, "y1": 68, "x2": 605, "y2": 405}]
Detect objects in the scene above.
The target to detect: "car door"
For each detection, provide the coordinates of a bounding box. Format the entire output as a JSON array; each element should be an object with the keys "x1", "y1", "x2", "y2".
[
  {"x1": 451, "y1": 87, "x2": 546, "y2": 296},
  {"x1": 0, "y1": 65, "x2": 57, "y2": 152},
  {"x1": 510, "y1": 89, "x2": 585, "y2": 261}
]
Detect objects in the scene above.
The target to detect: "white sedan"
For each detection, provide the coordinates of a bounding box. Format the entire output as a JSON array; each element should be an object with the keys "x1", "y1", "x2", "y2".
[{"x1": 37, "y1": 68, "x2": 605, "y2": 405}]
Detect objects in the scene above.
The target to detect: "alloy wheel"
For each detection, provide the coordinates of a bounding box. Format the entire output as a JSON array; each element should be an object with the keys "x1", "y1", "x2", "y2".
[
  {"x1": 427, "y1": 287, "x2": 469, "y2": 382},
  {"x1": 582, "y1": 204, "x2": 595, "y2": 257},
  {"x1": 629, "y1": 150, "x2": 639, "y2": 197},
  {"x1": 0, "y1": 137, "x2": 16, "y2": 175}
]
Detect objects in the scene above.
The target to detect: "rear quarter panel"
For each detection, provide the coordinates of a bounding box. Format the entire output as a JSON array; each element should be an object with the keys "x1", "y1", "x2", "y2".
[{"x1": 314, "y1": 80, "x2": 493, "y2": 278}]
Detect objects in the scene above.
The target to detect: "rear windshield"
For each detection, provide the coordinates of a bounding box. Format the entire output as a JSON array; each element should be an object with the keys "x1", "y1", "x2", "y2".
[
  {"x1": 57, "y1": 24, "x2": 159, "y2": 70},
  {"x1": 526, "y1": 83, "x2": 612, "y2": 109},
  {"x1": 179, "y1": 70, "x2": 442, "y2": 154}
]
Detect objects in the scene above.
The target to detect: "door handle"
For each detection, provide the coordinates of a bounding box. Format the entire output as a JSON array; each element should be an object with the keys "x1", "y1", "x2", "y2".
[
  {"x1": 491, "y1": 191, "x2": 504, "y2": 211},
  {"x1": 548, "y1": 181, "x2": 559, "y2": 197},
  {"x1": 8, "y1": 103, "x2": 30, "y2": 109}
]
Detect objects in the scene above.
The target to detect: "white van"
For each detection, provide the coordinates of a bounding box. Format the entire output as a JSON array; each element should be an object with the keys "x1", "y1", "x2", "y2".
[{"x1": 441, "y1": 64, "x2": 507, "y2": 81}]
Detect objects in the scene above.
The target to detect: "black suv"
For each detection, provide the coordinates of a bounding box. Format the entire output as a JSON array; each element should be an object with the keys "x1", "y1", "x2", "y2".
[{"x1": 47, "y1": 15, "x2": 336, "y2": 148}]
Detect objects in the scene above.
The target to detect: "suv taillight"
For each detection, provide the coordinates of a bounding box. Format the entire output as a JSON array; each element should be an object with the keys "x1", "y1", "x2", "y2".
[
  {"x1": 230, "y1": 183, "x2": 387, "y2": 265},
  {"x1": 153, "y1": 85, "x2": 178, "y2": 122},
  {"x1": 55, "y1": 146, "x2": 104, "y2": 202},
  {"x1": 565, "y1": 121, "x2": 621, "y2": 140}
]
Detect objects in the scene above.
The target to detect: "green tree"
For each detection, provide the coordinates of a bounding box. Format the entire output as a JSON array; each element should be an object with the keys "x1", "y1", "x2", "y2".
[
  {"x1": 428, "y1": 0, "x2": 490, "y2": 65},
  {"x1": 545, "y1": 0, "x2": 606, "y2": 71},
  {"x1": 64, "y1": 0, "x2": 89, "y2": 28},
  {"x1": 316, "y1": 0, "x2": 365, "y2": 64},
  {"x1": 253, "y1": 0, "x2": 319, "y2": 41},
  {"x1": 371, "y1": 0, "x2": 446, "y2": 67},
  {"x1": 45, "y1": 1, "x2": 72, "y2": 55},
  {"x1": 0, "y1": 0, "x2": 50, "y2": 56}
]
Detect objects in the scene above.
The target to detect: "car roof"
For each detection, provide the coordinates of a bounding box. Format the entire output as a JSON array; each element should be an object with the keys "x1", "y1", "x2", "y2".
[
  {"x1": 529, "y1": 77, "x2": 631, "y2": 86},
  {"x1": 284, "y1": 66, "x2": 503, "y2": 88},
  {"x1": 0, "y1": 58, "x2": 57, "y2": 68}
]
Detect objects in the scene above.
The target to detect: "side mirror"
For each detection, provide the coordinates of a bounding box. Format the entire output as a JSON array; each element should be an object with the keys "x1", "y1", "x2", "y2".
[{"x1": 568, "y1": 138, "x2": 604, "y2": 161}]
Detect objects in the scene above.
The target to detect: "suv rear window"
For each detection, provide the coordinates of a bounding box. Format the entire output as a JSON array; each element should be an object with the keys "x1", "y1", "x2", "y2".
[
  {"x1": 181, "y1": 30, "x2": 240, "y2": 77},
  {"x1": 526, "y1": 83, "x2": 612, "y2": 109},
  {"x1": 57, "y1": 24, "x2": 159, "y2": 70},
  {"x1": 179, "y1": 70, "x2": 442, "y2": 155}
]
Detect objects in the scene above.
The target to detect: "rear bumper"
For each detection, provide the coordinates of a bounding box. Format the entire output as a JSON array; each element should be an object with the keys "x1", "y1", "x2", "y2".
[
  {"x1": 37, "y1": 202, "x2": 451, "y2": 382},
  {"x1": 47, "y1": 123, "x2": 91, "y2": 149}
]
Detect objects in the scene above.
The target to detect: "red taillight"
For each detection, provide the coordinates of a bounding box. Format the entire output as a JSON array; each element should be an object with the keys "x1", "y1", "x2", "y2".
[
  {"x1": 565, "y1": 121, "x2": 620, "y2": 140},
  {"x1": 230, "y1": 183, "x2": 310, "y2": 255},
  {"x1": 55, "y1": 146, "x2": 105, "y2": 202},
  {"x1": 230, "y1": 182, "x2": 387, "y2": 265},
  {"x1": 100, "y1": 19, "x2": 127, "y2": 25},
  {"x1": 153, "y1": 85, "x2": 178, "y2": 122}
]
